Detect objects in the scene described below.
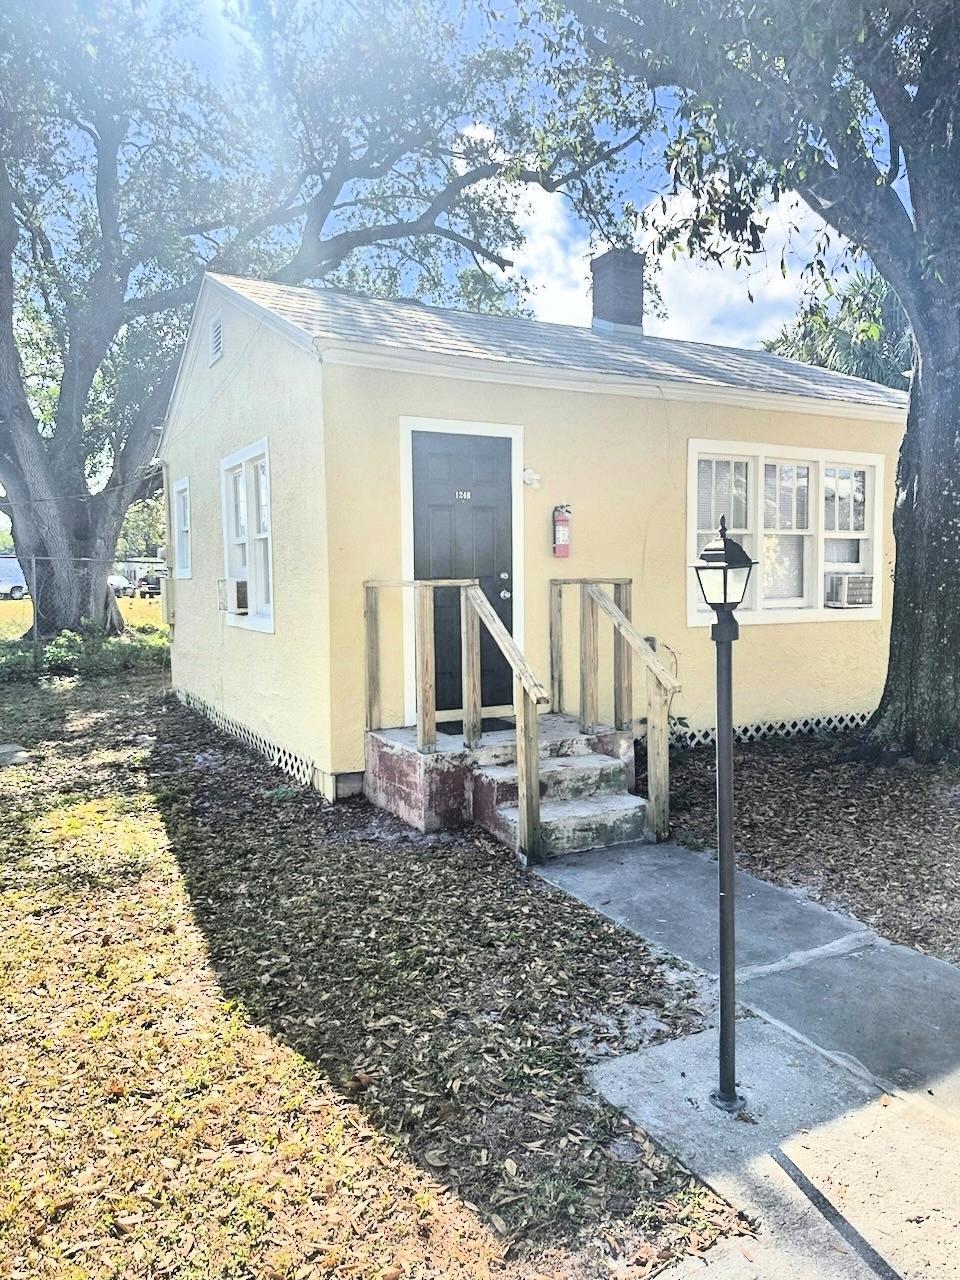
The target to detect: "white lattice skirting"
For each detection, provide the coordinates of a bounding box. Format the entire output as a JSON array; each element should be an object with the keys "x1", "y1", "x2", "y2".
[
  {"x1": 178, "y1": 691, "x2": 317, "y2": 787},
  {"x1": 678, "y1": 710, "x2": 872, "y2": 748}
]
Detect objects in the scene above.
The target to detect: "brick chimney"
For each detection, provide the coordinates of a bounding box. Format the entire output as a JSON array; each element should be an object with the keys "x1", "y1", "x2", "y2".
[{"x1": 590, "y1": 248, "x2": 645, "y2": 332}]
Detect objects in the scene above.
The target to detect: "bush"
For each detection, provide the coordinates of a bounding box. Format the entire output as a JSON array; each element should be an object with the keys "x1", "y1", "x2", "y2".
[{"x1": 0, "y1": 627, "x2": 169, "y2": 682}]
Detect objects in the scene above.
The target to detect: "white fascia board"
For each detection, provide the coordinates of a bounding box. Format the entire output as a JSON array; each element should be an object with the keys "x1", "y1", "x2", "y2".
[
  {"x1": 204, "y1": 274, "x2": 319, "y2": 354},
  {"x1": 315, "y1": 341, "x2": 908, "y2": 426},
  {"x1": 159, "y1": 278, "x2": 209, "y2": 459}
]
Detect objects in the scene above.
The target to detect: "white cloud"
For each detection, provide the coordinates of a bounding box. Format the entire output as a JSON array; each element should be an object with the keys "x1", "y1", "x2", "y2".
[
  {"x1": 513, "y1": 186, "x2": 593, "y2": 327},
  {"x1": 513, "y1": 187, "x2": 845, "y2": 349}
]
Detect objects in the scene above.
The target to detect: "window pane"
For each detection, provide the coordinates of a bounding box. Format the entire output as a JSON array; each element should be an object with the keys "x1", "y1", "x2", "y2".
[
  {"x1": 778, "y1": 465, "x2": 794, "y2": 529},
  {"x1": 764, "y1": 464, "x2": 777, "y2": 529},
  {"x1": 763, "y1": 534, "x2": 805, "y2": 600},
  {"x1": 732, "y1": 462, "x2": 748, "y2": 528},
  {"x1": 824, "y1": 467, "x2": 836, "y2": 530},
  {"x1": 232, "y1": 470, "x2": 246, "y2": 539},
  {"x1": 697, "y1": 460, "x2": 713, "y2": 529},
  {"x1": 837, "y1": 467, "x2": 852, "y2": 530},
  {"x1": 228, "y1": 540, "x2": 246, "y2": 577},
  {"x1": 714, "y1": 460, "x2": 732, "y2": 527},
  {"x1": 853, "y1": 470, "x2": 866, "y2": 531},
  {"x1": 825, "y1": 538, "x2": 862, "y2": 564},
  {"x1": 796, "y1": 466, "x2": 809, "y2": 530},
  {"x1": 257, "y1": 537, "x2": 271, "y2": 608},
  {"x1": 255, "y1": 460, "x2": 270, "y2": 536}
]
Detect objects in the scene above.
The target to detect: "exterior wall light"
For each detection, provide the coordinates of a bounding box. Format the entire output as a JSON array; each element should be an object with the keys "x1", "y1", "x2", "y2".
[{"x1": 692, "y1": 515, "x2": 757, "y2": 1115}]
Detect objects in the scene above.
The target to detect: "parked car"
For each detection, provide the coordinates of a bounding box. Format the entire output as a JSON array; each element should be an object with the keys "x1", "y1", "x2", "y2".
[
  {"x1": 0, "y1": 558, "x2": 28, "y2": 600},
  {"x1": 107, "y1": 573, "x2": 134, "y2": 597},
  {"x1": 136, "y1": 574, "x2": 163, "y2": 598}
]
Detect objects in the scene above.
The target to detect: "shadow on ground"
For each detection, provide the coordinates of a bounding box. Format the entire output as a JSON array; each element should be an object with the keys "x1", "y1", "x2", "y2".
[{"x1": 150, "y1": 693, "x2": 743, "y2": 1267}]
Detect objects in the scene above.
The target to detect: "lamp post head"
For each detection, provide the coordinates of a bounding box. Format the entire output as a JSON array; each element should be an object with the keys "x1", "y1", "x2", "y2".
[{"x1": 693, "y1": 515, "x2": 756, "y2": 613}]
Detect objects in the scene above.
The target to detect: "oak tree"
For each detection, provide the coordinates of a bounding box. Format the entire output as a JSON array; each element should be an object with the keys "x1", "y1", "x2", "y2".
[
  {"x1": 544, "y1": 0, "x2": 960, "y2": 757},
  {"x1": 0, "y1": 0, "x2": 642, "y2": 634}
]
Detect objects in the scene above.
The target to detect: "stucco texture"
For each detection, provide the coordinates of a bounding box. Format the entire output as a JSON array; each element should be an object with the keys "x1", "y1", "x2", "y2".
[
  {"x1": 163, "y1": 288, "x2": 903, "y2": 787},
  {"x1": 161, "y1": 292, "x2": 332, "y2": 786},
  {"x1": 321, "y1": 361, "x2": 901, "y2": 777}
]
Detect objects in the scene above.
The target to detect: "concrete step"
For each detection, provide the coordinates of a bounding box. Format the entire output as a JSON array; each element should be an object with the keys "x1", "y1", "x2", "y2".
[
  {"x1": 474, "y1": 752, "x2": 630, "y2": 809},
  {"x1": 491, "y1": 793, "x2": 651, "y2": 857}
]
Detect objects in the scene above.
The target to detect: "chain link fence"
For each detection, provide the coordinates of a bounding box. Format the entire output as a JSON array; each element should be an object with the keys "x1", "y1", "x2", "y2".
[{"x1": 0, "y1": 555, "x2": 169, "y2": 676}]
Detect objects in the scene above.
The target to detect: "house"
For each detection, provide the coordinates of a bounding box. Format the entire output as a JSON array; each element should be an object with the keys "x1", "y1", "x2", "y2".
[{"x1": 159, "y1": 251, "x2": 907, "y2": 860}]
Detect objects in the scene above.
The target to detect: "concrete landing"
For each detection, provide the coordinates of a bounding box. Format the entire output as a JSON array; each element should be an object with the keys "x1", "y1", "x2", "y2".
[{"x1": 539, "y1": 842, "x2": 960, "y2": 1278}]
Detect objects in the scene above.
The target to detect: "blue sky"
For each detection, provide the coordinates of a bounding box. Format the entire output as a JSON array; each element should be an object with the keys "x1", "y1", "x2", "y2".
[
  {"x1": 188, "y1": 0, "x2": 841, "y2": 350},
  {"x1": 513, "y1": 184, "x2": 843, "y2": 349}
]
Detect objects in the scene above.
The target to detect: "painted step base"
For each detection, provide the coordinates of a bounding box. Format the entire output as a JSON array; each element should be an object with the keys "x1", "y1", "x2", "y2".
[{"x1": 488, "y1": 793, "x2": 652, "y2": 857}]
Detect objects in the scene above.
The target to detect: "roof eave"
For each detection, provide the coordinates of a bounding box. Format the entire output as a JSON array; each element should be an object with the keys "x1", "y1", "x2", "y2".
[{"x1": 314, "y1": 339, "x2": 908, "y2": 426}]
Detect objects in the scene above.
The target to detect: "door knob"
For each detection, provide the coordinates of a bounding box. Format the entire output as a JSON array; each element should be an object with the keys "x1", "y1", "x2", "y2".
[{"x1": 499, "y1": 589, "x2": 512, "y2": 599}]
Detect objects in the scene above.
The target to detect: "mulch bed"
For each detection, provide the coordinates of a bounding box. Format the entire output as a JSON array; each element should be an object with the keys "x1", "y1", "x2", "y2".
[
  {"x1": 0, "y1": 674, "x2": 745, "y2": 1279},
  {"x1": 669, "y1": 735, "x2": 960, "y2": 963}
]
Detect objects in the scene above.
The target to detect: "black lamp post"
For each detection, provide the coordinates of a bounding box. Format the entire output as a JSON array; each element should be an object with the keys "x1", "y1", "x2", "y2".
[{"x1": 693, "y1": 515, "x2": 756, "y2": 1114}]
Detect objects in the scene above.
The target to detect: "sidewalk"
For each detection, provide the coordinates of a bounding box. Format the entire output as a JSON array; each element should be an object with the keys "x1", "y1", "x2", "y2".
[{"x1": 539, "y1": 844, "x2": 960, "y2": 1279}]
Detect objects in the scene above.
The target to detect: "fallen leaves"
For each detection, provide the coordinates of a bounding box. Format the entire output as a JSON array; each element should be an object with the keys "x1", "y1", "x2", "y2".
[
  {"x1": 668, "y1": 736, "x2": 960, "y2": 962},
  {"x1": 0, "y1": 673, "x2": 742, "y2": 1279}
]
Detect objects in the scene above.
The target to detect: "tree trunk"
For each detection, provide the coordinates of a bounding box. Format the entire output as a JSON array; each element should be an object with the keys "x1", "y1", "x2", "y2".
[
  {"x1": 15, "y1": 504, "x2": 125, "y2": 638},
  {"x1": 864, "y1": 301, "x2": 960, "y2": 760}
]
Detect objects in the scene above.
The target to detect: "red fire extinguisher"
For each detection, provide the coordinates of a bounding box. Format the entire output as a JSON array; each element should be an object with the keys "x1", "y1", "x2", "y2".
[{"x1": 552, "y1": 505, "x2": 571, "y2": 558}]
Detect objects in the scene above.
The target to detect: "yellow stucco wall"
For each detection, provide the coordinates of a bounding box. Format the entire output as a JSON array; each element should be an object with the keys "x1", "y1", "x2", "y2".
[
  {"x1": 161, "y1": 291, "x2": 333, "y2": 786},
  {"x1": 321, "y1": 361, "x2": 903, "y2": 777},
  {"x1": 162, "y1": 290, "x2": 903, "y2": 787}
]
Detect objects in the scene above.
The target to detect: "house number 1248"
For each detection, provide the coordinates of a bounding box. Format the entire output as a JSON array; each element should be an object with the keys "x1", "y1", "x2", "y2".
[{"x1": 455, "y1": 489, "x2": 472, "y2": 500}]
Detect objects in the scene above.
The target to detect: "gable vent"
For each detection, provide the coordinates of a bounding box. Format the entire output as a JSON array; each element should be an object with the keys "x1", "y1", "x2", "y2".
[{"x1": 209, "y1": 313, "x2": 223, "y2": 365}]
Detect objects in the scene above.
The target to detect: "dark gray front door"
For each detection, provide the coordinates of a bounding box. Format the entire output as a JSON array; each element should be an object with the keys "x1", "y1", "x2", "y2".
[{"x1": 412, "y1": 431, "x2": 513, "y2": 711}]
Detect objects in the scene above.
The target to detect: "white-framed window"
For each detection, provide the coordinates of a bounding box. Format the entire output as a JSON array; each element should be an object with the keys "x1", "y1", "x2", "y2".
[
  {"x1": 687, "y1": 439, "x2": 884, "y2": 625},
  {"x1": 209, "y1": 313, "x2": 223, "y2": 365},
  {"x1": 696, "y1": 454, "x2": 756, "y2": 609},
  {"x1": 172, "y1": 477, "x2": 191, "y2": 579},
  {"x1": 220, "y1": 439, "x2": 273, "y2": 631},
  {"x1": 762, "y1": 461, "x2": 812, "y2": 607}
]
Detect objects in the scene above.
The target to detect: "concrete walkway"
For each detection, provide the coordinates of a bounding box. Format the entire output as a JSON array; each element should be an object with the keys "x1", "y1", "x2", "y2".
[{"x1": 539, "y1": 844, "x2": 960, "y2": 1279}]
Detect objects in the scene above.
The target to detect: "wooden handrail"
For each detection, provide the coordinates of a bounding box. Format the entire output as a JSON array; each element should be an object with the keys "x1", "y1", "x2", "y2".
[
  {"x1": 364, "y1": 577, "x2": 481, "y2": 589},
  {"x1": 363, "y1": 577, "x2": 546, "y2": 863},
  {"x1": 548, "y1": 576, "x2": 633, "y2": 585},
  {"x1": 549, "y1": 576, "x2": 680, "y2": 841},
  {"x1": 585, "y1": 583, "x2": 681, "y2": 693},
  {"x1": 463, "y1": 585, "x2": 549, "y2": 706}
]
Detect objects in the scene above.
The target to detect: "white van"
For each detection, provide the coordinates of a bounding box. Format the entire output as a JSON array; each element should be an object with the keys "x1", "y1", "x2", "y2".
[{"x1": 0, "y1": 557, "x2": 28, "y2": 600}]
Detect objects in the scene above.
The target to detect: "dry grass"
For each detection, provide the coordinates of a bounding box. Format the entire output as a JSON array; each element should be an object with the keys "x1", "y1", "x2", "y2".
[
  {"x1": 0, "y1": 594, "x2": 166, "y2": 639},
  {"x1": 0, "y1": 675, "x2": 741, "y2": 1279}
]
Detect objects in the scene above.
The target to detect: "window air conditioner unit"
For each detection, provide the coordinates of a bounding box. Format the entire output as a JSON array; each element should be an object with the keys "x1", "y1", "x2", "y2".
[
  {"x1": 824, "y1": 572, "x2": 874, "y2": 609},
  {"x1": 160, "y1": 575, "x2": 174, "y2": 625},
  {"x1": 218, "y1": 577, "x2": 248, "y2": 615}
]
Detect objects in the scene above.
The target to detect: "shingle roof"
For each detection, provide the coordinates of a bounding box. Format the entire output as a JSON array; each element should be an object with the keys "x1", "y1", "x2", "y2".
[{"x1": 209, "y1": 273, "x2": 907, "y2": 415}]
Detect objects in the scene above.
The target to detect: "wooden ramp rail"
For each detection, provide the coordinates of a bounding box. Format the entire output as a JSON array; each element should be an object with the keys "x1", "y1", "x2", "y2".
[
  {"x1": 548, "y1": 578, "x2": 681, "y2": 840},
  {"x1": 363, "y1": 578, "x2": 549, "y2": 862}
]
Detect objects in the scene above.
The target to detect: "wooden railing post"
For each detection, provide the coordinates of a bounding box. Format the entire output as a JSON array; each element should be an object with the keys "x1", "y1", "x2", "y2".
[
  {"x1": 460, "y1": 586, "x2": 482, "y2": 748},
  {"x1": 613, "y1": 581, "x2": 633, "y2": 732},
  {"x1": 414, "y1": 582, "x2": 436, "y2": 752},
  {"x1": 579, "y1": 585, "x2": 599, "y2": 733},
  {"x1": 646, "y1": 637, "x2": 670, "y2": 839},
  {"x1": 364, "y1": 583, "x2": 381, "y2": 731},
  {"x1": 515, "y1": 678, "x2": 542, "y2": 863},
  {"x1": 549, "y1": 581, "x2": 563, "y2": 714}
]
